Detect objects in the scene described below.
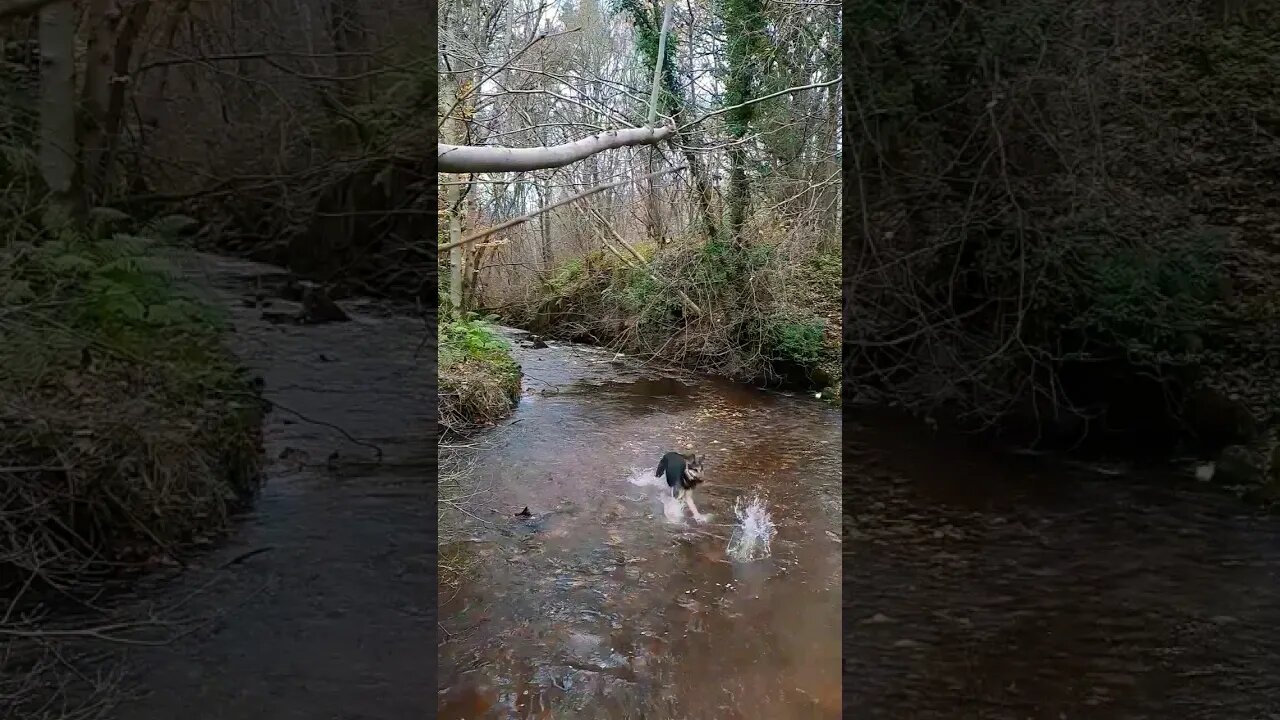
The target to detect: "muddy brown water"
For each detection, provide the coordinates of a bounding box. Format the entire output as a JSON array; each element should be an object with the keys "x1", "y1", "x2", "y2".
[{"x1": 437, "y1": 332, "x2": 843, "y2": 719}]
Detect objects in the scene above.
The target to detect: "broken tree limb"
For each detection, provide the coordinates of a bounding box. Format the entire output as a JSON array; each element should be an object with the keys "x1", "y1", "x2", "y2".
[
  {"x1": 587, "y1": 208, "x2": 646, "y2": 265},
  {"x1": 437, "y1": 124, "x2": 677, "y2": 173},
  {"x1": 439, "y1": 165, "x2": 686, "y2": 252}
]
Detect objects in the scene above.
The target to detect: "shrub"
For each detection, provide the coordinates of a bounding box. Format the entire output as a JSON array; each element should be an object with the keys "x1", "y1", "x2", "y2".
[{"x1": 438, "y1": 316, "x2": 522, "y2": 432}]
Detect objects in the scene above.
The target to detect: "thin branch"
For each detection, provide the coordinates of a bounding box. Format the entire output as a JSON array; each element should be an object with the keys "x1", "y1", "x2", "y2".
[
  {"x1": 437, "y1": 26, "x2": 582, "y2": 130},
  {"x1": 438, "y1": 165, "x2": 686, "y2": 251},
  {"x1": 678, "y1": 77, "x2": 842, "y2": 131},
  {"x1": 587, "y1": 207, "x2": 702, "y2": 315}
]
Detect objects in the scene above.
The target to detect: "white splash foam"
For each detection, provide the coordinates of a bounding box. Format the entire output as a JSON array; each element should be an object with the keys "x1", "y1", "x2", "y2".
[
  {"x1": 726, "y1": 494, "x2": 777, "y2": 562},
  {"x1": 625, "y1": 466, "x2": 666, "y2": 488}
]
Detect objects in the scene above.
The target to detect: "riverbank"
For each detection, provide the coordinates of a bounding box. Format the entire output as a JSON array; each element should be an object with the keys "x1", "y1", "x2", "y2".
[
  {"x1": 0, "y1": 223, "x2": 263, "y2": 714},
  {"x1": 491, "y1": 238, "x2": 841, "y2": 399},
  {"x1": 438, "y1": 316, "x2": 522, "y2": 434}
]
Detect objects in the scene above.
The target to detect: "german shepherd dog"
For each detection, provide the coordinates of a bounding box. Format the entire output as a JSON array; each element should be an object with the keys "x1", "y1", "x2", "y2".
[{"x1": 656, "y1": 451, "x2": 707, "y2": 522}]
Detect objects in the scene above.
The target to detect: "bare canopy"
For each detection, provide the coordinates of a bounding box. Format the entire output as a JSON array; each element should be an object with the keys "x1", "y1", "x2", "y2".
[{"x1": 437, "y1": 123, "x2": 676, "y2": 173}]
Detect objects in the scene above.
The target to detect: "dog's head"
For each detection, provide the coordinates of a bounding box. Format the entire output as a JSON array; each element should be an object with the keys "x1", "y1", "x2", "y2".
[{"x1": 684, "y1": 452, "x2": 704, "y2": 479}]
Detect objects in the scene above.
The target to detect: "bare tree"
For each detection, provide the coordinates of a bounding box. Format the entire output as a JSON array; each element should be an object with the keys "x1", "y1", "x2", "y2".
[{"x1": 36, "y1": 0, "x2": 76, "y2": 222}]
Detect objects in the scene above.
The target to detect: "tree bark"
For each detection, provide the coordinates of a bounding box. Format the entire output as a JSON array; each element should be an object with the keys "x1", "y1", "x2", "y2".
[
  {"x1": 438, "y1": 123, "x2": 676, "y2": 173},
  {"x1": 448, "y1": 182, "x2": 463, "y2": 315},
  {"x1": 37, "y1": 0, "x2": 78, "y2": 223},
  {"x1": 79, "y1": 0, "x2": 120, "y2": 201},
  {"x1": 537, "y1": 181, "x2": 552, "y2": 268}
]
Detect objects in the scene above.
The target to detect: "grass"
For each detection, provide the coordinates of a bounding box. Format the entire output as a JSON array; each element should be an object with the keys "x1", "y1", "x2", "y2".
[
  {"x1": 438, "y1": 315, "x2": 522, "y2": 433},
  {"x1": 437, "y1": 316, "x2": 522, "y2": 589}
]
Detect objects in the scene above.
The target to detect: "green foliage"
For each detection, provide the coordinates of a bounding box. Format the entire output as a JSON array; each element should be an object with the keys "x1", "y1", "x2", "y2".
[
  {"x1": 548, "y1": 258, "x2": 587, "y2": 294},
  {"x1": 810, "y1": 251, "x2": 841, "y2": 286},
  {"x1": 0, "y1": 181, "x2": 262, "y2": 597},
  {"x1": 7, "y1": 232, "x2": 221, "y2": 341},
  {"x1": 721, "y1": 0, "x2": 770, "y2": 136},
  {"x1": 441, "y1": 316, "x2": 515, "y2": 370},
  {"x1": 1072, "y1": 229, "x2": 1227, "y2": 361},
  {"x1": 608, "y1": 268, "x2": 681, "y2": 323},
  {"x1": 764, "y1": 315, "x2": 827, "y2": 366},
  {"x1": 439, "y1": 316, "x2": 522, "y2": 430},
  {"x1": 612, "y1": 0, "x2": 682, "y2": 116}
]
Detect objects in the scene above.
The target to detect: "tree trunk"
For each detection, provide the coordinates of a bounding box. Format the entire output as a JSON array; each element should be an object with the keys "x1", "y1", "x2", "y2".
[
  {"x1": 726, "y1": 145, "x2": 748, "y2": 245},
  {"x1": 327, "y1": 0, "x2": 368, "y2": 107},
  {"x1": 98, "y1": 0, "x2": 151, "y2": 200},
  {"x1": 448, "y1": 182, "x2": 463, "y2": 316},
  {"x1": 646, "y1": 148, "x2": 664, "y2": 244},
  {"x1": 79, "y1": 0, "x2": 120, "y2": 201},
  {"x1": 538, "y1": 181, "x2": 553, "y2": 268},
  {"x1": 37, "y1": 0, "x2": 78, "y2": 224}
]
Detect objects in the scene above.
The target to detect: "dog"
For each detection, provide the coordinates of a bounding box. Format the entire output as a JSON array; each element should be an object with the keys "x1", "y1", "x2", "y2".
[{"x1": 656, "y1": 451, "x2": 707, "y2": 523}]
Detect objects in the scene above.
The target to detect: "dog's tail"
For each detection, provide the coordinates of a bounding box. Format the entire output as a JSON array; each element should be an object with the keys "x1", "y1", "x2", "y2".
[{"x1": 655, "y1": 455, "x2": 667, "y2": 479}]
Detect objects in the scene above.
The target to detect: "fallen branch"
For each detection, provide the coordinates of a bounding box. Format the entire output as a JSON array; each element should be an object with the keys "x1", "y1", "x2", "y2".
[
  {"x1": 437, "y1": 124, "x2": 677, "y2": 173},
  {"x1": 439, "y1": 165, "x2": 686, "y2": 251}
]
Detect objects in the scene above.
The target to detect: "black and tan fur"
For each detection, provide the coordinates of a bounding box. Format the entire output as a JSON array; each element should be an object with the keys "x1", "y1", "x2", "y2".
[{"x1": 656, "y1": 451, "x2": 707, "y2": 522}]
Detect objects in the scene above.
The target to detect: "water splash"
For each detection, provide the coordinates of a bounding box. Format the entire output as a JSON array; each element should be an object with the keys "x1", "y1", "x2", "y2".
[
  {"x1": 726, "y1": 494, "x2": 777, "y2": 562},
  {"x1": 625, "y1": 466, "x2": 665, "y2": 488}
]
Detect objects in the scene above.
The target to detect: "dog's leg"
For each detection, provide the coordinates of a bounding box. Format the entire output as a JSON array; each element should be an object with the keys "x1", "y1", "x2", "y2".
[{"x1": 683, "y1": 490, "x2": 707, "y2": 523}]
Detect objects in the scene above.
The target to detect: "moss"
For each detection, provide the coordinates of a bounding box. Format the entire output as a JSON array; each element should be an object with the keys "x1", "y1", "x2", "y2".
[{"x1": 439, "y1": 316, "x2": 522, "y2": 432}]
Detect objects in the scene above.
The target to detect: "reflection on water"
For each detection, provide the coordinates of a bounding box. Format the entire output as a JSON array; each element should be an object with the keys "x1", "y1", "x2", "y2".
[
  {"x1": 844, "y1": 413, "x2": 1280, "y2": 718},
  {"x1": 438, "y1": 331, "x2": 842, "y2": 720}
]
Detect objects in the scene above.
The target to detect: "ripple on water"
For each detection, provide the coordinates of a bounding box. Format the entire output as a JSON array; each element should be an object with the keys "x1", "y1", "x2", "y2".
[{"x1": 439, "y1": 335, "x2": 842, "y2": 720}]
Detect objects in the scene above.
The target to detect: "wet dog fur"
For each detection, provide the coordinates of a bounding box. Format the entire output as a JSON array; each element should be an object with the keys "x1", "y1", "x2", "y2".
[{"x1": 656, "y1": 451, "x2": 707, "y2": 522}]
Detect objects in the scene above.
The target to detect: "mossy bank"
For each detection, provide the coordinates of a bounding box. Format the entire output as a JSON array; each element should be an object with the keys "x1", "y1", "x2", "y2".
[
  {"x1": 438, "y1": 316, "x2": 523, "y2": 433},
  {"x1": 0, "y1": 209, "x2": 264, "y2": 599},
  {"x1": 497, "y1": 238, "x2": 841, "y2": 400}
]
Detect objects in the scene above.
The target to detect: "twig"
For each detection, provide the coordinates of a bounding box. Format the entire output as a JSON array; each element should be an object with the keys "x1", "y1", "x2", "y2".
[
  {"x1": 218, "y1": 546, "x2": 274, "y2": 569},
  {"x1": 258, "y1": 396, "x2": 385, "y2": 462},
  {"x1": 678, "y1": 77, "x2": 842, "y2": 131}
]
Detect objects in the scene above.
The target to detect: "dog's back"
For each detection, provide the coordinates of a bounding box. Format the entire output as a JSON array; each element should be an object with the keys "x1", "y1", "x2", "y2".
[{"x1": 656, "y1": 451, "x2": 703, "y2": 498}]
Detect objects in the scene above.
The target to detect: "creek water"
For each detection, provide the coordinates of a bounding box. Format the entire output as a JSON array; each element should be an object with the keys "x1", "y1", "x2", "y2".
[
  {"x1": 92, "y1": 252, "x2": 1280, "y2": 720},
  {"x1": 844, "y1": 418, "x2": 1280, "y2": 718},
  {"x1": 103, "y1": 253, "x2": 434, "y2": 719},
  {"x1": 437, "y1": 329, "x2": 843, "y2": 719}
]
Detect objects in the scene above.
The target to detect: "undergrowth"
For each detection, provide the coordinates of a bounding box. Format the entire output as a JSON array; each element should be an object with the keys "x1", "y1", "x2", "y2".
[
  {"x1": 507, "y1": 232, "x2": 841, "y2": 397},
  {"x1": 437, "y1": 316, "x2": 520, "y2": 588},
  {"x1": 843, "y1": 2, "x2": 1280, "y2": 472},
  {"x1": 0, "y1": 232, "x2": 263, "y2": 600},
  {"x1": 438, "y1": 315, "x2": 522, "y2": 433},
  {"x1": 0, "y1": 155, "x2": 263, "y2": 602}
]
